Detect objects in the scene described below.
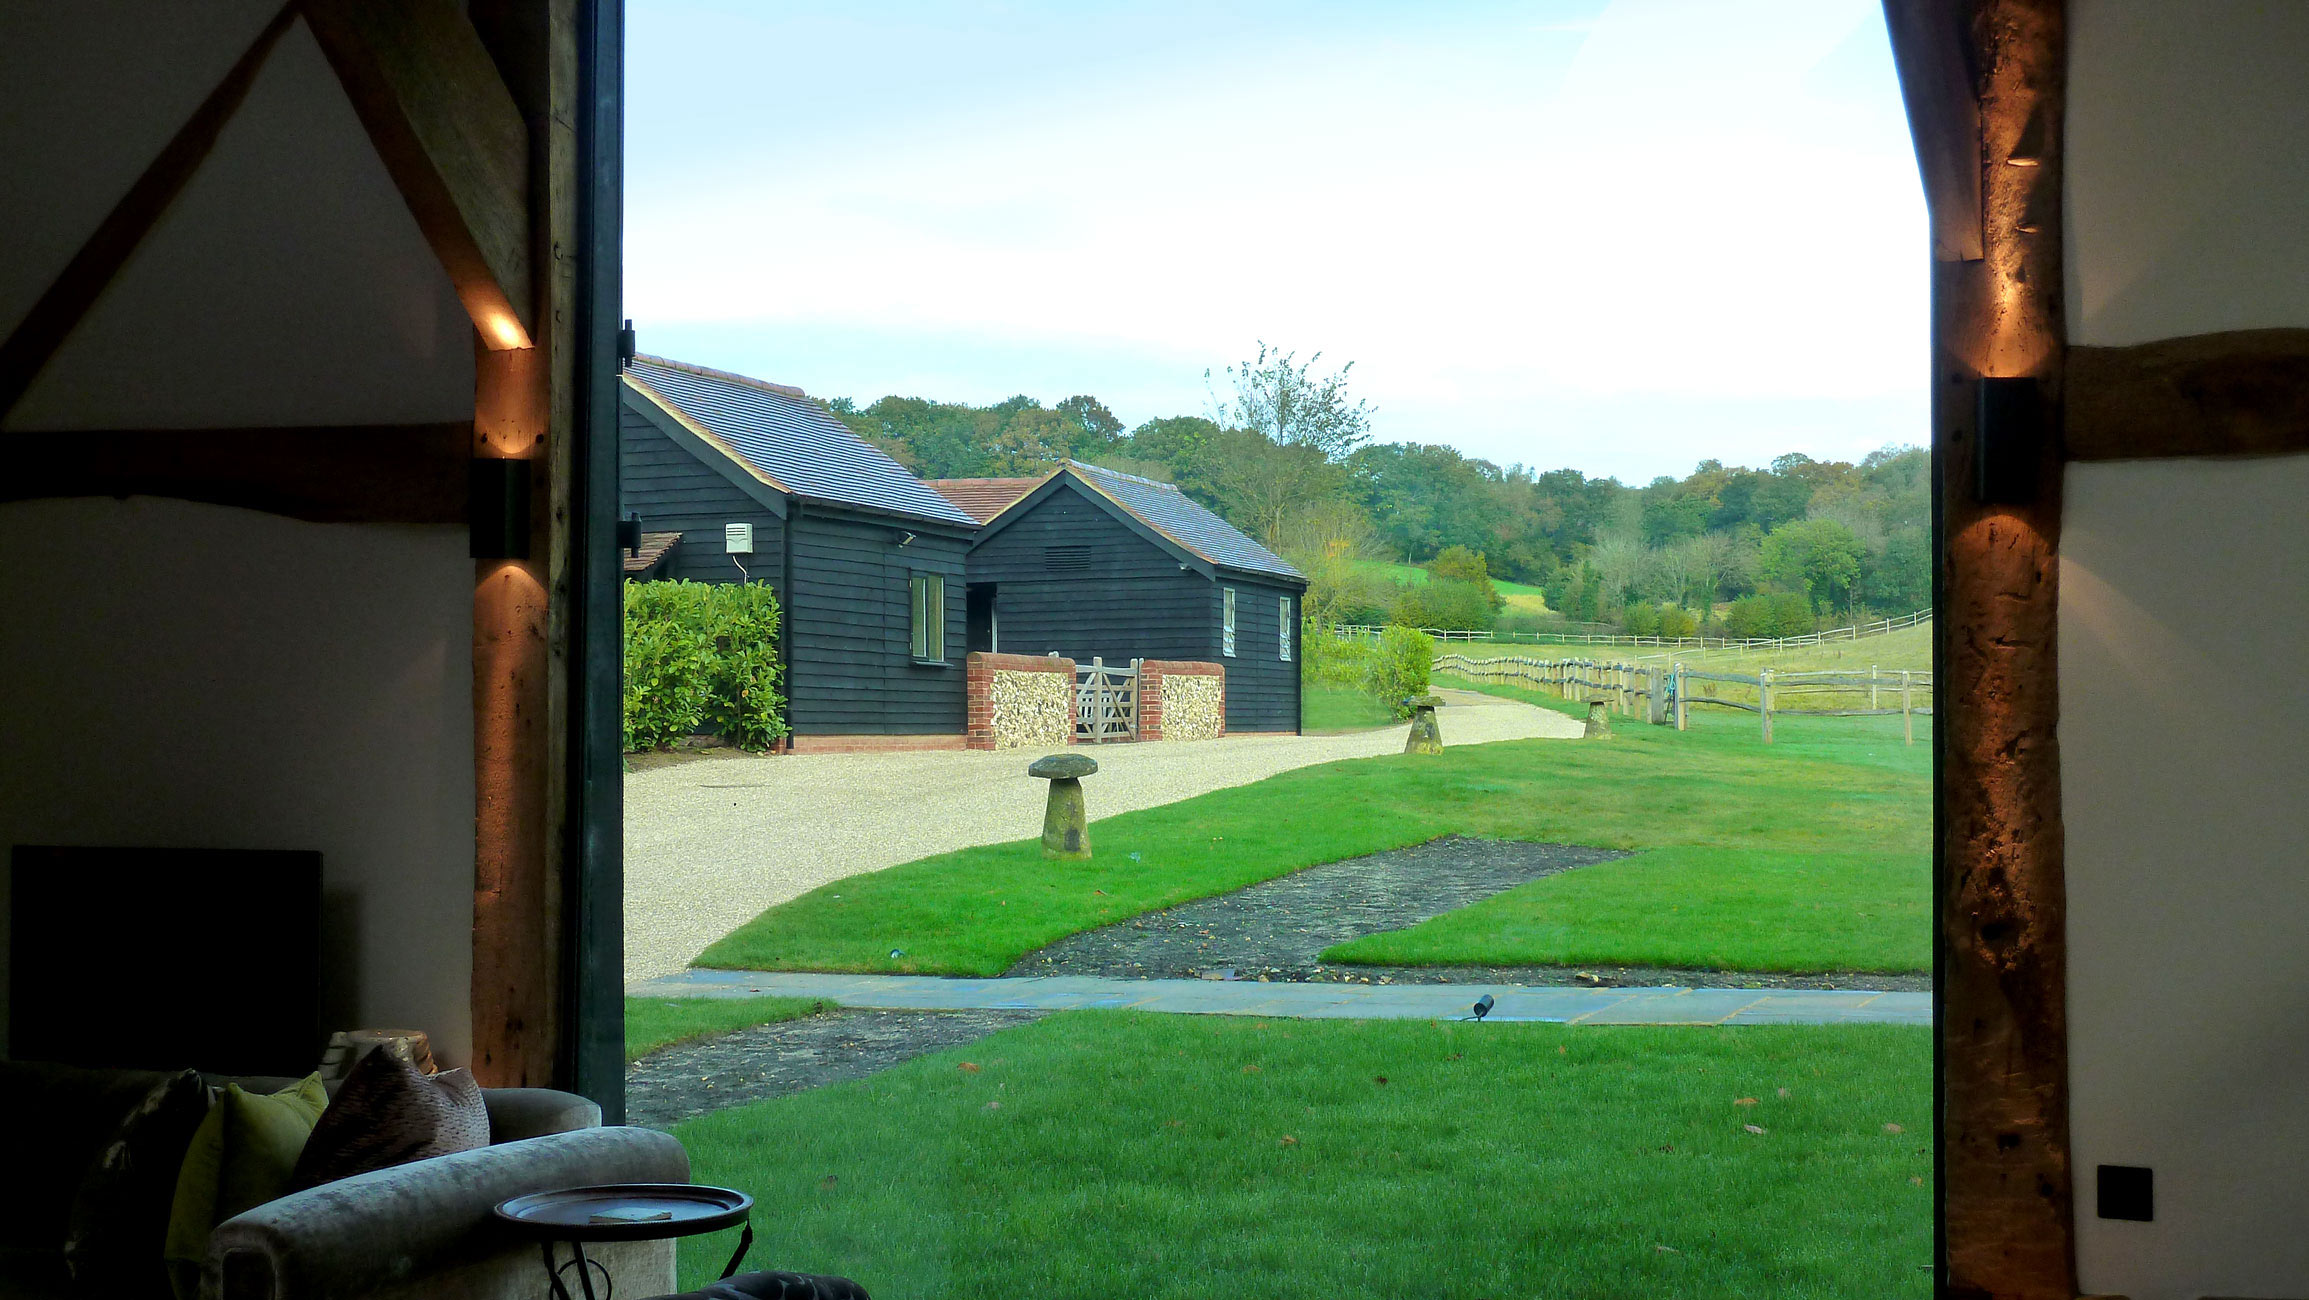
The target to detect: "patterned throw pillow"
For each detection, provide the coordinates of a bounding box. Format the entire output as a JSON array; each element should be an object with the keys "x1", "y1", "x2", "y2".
[
  {"x1": 62, "y1": 1068, "x2": 209, "y2": 1299},
  {"x1": 289, "y1": 1048, "x2": 489, "y2": 1189}
]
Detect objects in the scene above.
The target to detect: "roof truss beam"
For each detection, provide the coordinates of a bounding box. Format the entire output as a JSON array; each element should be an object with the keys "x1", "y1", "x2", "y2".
[
  {"x1": 303, "y1": 0, "x2": 535, "y2": 350},
  {"x1": 4, "y1": 422, "x2": 470, "y2": 523}
]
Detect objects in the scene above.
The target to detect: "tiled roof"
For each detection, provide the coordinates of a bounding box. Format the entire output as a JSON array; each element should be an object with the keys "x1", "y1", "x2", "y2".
[
  {"x1": 1063, "y1": 461, "x2": 1306, "y2": 583},
  {"x1": 925, "y1": 476, "x2": 1044, "y2": 523},
  {"x1": 622, "y1": 530, "x2": 681, "y2": 575},
  {"x1": 624, "y1": 356, "x2": 977, "y2": 527}
]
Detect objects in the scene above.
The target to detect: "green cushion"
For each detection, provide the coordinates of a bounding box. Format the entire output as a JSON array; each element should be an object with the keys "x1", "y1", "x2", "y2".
[{"x1": 163, "y1": 1074, "x2": 326, "y2": 1299}]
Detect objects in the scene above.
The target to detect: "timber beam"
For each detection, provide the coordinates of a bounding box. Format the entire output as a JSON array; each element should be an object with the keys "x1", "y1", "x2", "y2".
[
  {"x1": 303, "y1": 0, "x2": 535, "y2": 350},
  {"x1": 2, "y1": 423, "x2": 468, "y2": 523},
  {"x1": 2066, "y1": 328, "x2": 2309, "y2": 459}
]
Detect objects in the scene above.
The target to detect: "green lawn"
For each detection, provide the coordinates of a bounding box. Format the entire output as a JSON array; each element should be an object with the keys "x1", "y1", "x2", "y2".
[
  {"x1": 1300, "y1": 684, "x2": 1399, "y2": 733},
  {"x1": 698, "y1": 690, "x2": 1928, "y2": 977},
  {"x1": 1354, "y1": 558, "x2": 1551, "y2": 610},
  {"x1": 625, "y1": 995, "x2": 831, "y2": 1062},
  {"x1": 672, "y1": 1011, "x2": 1933, "y2": 1298}
]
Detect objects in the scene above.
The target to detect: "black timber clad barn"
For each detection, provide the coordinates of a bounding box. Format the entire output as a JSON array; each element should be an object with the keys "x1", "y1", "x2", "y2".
[
  {"x1": 961, "y1": 462, "x2": 1308, "y2": 733},
  {"x1": 619, "y1": 356, "x2": 980, "y2": 745}
]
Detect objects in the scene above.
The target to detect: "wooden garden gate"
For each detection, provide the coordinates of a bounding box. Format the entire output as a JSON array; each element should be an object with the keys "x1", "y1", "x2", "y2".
[{"x1": 1075, "y1": 657, "x2": 1139, "y2": 742}]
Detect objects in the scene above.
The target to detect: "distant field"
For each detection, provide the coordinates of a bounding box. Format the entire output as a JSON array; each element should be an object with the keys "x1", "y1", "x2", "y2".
[
  {"x1": 1351, "y1": 560, "x2": 1550, "y2": 613},
  {"x1": 1484, "y1": 621, "x2": 1931, "y2": 675}
]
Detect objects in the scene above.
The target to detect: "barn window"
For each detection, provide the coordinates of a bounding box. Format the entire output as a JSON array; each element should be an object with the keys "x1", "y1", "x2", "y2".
[
  {"x1": 1045, "y1": 544, "x2": 1092, "y2": 573},
  {"x1": 1222, "y1": 586, "x2": 1236, "y2": 657},
  {"x1": 910, "y1": 572, "x2": 946, "y2": 662},
  {"x1": 1279, "y1": 596, "x2": 1292, "y2": 661}
]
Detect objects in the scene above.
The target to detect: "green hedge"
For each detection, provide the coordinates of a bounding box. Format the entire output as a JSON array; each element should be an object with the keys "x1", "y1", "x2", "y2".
[
  {"x1": 624, "y1": 580, "x2": 789, "y2": 752},
  {"x1": 1303, "y1": 620, "x2": 1433, "y2": 720}
]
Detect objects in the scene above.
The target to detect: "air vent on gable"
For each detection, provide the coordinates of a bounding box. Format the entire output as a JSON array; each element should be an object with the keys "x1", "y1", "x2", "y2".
[{"x1": 1044, "y1": 544, "x2": 1092, "y2": 573}]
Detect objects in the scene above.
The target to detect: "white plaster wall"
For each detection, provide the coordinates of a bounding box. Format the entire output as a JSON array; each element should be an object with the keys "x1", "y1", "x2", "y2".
[
  {"x1": 2060, "y1": 457, "x2": 2309, "y2": 1300},
  {"x1": 2066, "y1": 0, "x2": 2309, "y2": 345},
  {"x1": 0, "y1": 498, "x2": 475, "y2": 1067}
]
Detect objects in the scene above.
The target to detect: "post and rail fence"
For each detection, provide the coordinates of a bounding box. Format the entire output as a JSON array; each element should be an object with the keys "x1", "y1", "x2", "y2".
[
  {"x1": 1434, "y1": 652, "x2": 1933, "y2": 745},
  {"x1": 1332, "y1": 608, "x2": 1931, "y2": 655}
]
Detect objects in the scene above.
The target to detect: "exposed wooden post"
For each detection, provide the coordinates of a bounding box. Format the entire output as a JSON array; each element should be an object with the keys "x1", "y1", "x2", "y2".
[
  {"x1": 1759, "y1": 668, "x2": 1773, "y2": 744},
  {"x1": 470, "y1": 340, "x2": 554, "y2": 1088},
  {"x1": 1673, "y1": 662, "x2": 1687, "y2": 732},
  {"x1": 1889, "y1": 0, "x2": 2077, "y2": 1294},
  {"x1": 1871, "y1": 664, "x2": 1880, "y2": 711},
  {"x1": 1903, "y1": 669, "x2": 1915, "y2": 746}
]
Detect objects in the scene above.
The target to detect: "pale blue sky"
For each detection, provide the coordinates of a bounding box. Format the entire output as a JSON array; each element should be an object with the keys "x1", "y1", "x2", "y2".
[{"x1": 624, "y1": 1, "x2": 1926, "y2": 483}]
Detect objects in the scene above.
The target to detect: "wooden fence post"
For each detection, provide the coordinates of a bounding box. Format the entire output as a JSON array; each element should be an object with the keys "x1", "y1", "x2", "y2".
[
  {"x1": 1759, "y1": 667, "x2": 1774, "y2": 744},
  {"x1": 1901, "y1": 669, "x2": 1913, "y2": 746},
  {"x1": 1647, "y1": 666, "x2": 1665, "y2": 725},
  {"x1": 1870, "y1": 664, "x2": 1880, "y2": 711},
  {"x1": 1673, "y1": 662, "x2": 1687, "y2": 731}
]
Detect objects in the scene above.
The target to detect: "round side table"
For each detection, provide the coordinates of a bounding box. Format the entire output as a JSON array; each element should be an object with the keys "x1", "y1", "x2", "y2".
[{"x1": 495, "y1": 1183, "x2": 754, "y2": 1300}]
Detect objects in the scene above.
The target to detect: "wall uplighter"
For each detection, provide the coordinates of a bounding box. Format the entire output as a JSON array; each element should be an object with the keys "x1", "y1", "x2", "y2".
[
  {"x1": 469, "y1": 458, "x2": 532, "y2": 559},
  {"x1": 1975, "y1": 376, "x2": 2045, "y2": 505}
]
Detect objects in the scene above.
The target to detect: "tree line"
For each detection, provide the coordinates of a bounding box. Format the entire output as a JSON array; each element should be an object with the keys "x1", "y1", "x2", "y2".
[{"x1": 828, "y1": 344, "x2": 1929, "y2": 637}]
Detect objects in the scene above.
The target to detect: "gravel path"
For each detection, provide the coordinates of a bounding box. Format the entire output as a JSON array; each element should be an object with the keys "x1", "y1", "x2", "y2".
[
  {"x1": 626, "y1": 1009, "x2": 1043, "y2": 1127},
  {"x1": 624, "y1": 688, "x2": 1582, "y2": 980},
  {"x1": 1005, "y1": 836, "x2": 1627, "y2": 981}
]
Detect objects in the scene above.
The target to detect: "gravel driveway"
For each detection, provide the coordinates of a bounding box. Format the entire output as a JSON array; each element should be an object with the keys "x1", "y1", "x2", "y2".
[{"x1": 623, "y1": 687, "x2": 1582, "y2": 981}]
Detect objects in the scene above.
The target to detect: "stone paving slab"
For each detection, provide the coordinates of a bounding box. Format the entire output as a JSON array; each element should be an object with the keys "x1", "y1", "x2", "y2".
[{"x1": 630, "y1": 968, "x2": 1930, "y2": 1026}]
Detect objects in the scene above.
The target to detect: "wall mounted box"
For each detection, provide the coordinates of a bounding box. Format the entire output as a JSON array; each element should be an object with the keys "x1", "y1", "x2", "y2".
[{"x1": 725, "y1": 522, "x2": 754, "y2": 554}]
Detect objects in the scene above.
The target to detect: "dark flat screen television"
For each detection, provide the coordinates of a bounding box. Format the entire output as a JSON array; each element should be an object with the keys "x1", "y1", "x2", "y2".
[{"x1": 9, "y1": 846, "x2": 322, "y2": 1075}]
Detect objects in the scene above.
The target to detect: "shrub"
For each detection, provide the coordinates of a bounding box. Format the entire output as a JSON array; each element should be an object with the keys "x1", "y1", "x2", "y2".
[
  {"x1": 1657, "y1": 604, "x2": 1699, "y2": 639},
  {"x1": 1425, "y1": 546, "x2": 1503, "y2": 610},
  {"x1": 1301, "y1": 617, "x2": 1373, "y2": 688},
  {"x1": 1391, "y1": 578, "x2": 1496, "y2": 631},
  {"x1": 1726, "y1": 591, "x2": 1816, "y2": 640},
  {"x1": 1366, "y1": 625, "x2": 1433, "y2": 717},
  {"x1": 623, "y1": 580, "x2": 789, "y2": 752},
  {"x1": 705, "y1": 581, "x2": 789, "y2": 751},
  {"x1": 1620, "y1": 602, "x2": 1660, "y2": 637}
]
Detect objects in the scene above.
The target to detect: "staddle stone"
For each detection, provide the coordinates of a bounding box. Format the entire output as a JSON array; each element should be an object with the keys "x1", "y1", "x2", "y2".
[
  {"x1": 1031, "y1": 752, "x2": 1095, "y2": 858},
  {"x1": 1404, "y1": 698, "x2": 1443, "y2": 755},
  {"x1": 1584, "y1": 698, "x2": 1612, "y2": 739},
  {"x1": 1029, "y1": 753, "x2": 1098, "y2": 780}
]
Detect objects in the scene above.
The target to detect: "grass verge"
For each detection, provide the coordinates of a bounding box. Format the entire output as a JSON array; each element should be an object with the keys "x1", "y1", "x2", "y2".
[
  {"x1": 1300, "y1": 684, "x2": 1399, "y2": 733},
  {"x1": 671, "y1": 1011, "x2": 1932, "y2": 1298},
  {"x1": 625, "y1": 995, "x2": 831, "y2": 1063},
  {"x1": 698, "y1": 690, "x2": 1927, "y2": 977}
]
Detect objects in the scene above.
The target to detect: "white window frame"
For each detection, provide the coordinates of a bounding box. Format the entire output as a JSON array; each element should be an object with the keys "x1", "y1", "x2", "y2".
[
  {"x1": 1222, "y1": 586, "x2": 1236, "y2": 657},
  {"x1": 1279, "y1": 595, "x2": 1292, "y2": 661},
  {"x1": 910, "y1": 572, "x2": 946, "y2": 662}
]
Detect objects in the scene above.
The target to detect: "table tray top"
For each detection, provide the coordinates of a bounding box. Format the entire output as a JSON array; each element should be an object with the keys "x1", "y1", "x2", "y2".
[{"x1": 493, "y1": 1183, "x2": 752, "y2": 1241}]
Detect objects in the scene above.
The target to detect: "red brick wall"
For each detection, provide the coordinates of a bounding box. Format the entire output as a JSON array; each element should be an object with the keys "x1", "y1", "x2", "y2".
[
  {"x1": 1138, "y1": 659, "x2": 1224, "y2": 742},
  {"x1": 966, "y1": 651, "x2": 1076, "y2": 750}
]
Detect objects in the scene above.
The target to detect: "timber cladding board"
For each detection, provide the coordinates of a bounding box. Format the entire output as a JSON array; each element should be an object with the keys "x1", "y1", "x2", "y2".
[{"x1": 785, "y1": 505, "x2": 966, "y2": 735}]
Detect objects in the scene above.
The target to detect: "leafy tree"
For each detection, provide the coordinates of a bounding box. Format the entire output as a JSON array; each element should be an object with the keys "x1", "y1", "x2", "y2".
[
  {"x1": 1760, "y1": 519, "x2": 1867, "y2": 615},
  {"x1": 1209, "y1": 341, "x2": 1373, "y2": 460},
  {"x1": 1056, "y1": 395, "x2": 1123, "y2": 449},
  {"x1": 1393, "y1": 579, "x2": 1495, "y2": 632},
  {"x1": 1424, "y1": 545, "x2": 1501, "y2": 610}
]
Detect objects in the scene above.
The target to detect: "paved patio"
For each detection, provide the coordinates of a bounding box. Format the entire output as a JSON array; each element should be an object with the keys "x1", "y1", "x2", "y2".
[
  {"x1": 631, "y1": 968, "x2": 1930, "y2": 1026},
  {"x1": 624, "y1": 687, "x2": 1582, "y2": 980}
]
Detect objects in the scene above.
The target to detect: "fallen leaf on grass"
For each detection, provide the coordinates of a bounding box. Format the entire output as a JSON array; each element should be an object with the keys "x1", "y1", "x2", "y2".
[
  {"x1": 958, "y1": 1062, "x2": 981, "y2": 1073},
  {"x1": 1373, "y1": 1076, "x2": 1389, "y2": 1086},
  {"x1": 1278, "y1": 1135, "x2": 1299, "y2": 1147},
  {"x1": 1242, "y1": 1064, "x2": 1261, "y2": 1073},
  {"x1": 1743, "y1": 1124, "x2": 1767, "y2": 1136},
  {"x1": 1776, "y1": 1087, "x2": 1791, "y2": 1098},
  {"x1": 819, "y1": 1175, "x2": 838, "y2": 1190},
  {"x1": 1734, "y1": 1097, "x2": 1759, "y2": 1107},
  {"x1": 1164, "y1": 1119, "x2": 1184, "y2": 1128},
  {"x1": 1653, "y1": 1244, "x2": 1681, "y2": 1254},
  {"x1": 983, "y1": 1101, "x2": 1001, "y2": 1110},
  {"x1": 1910, "y1": 1176, "x2": 1925, "y2": 1187},
  {"x1": 1884, "y1": 1122, "x2": 1905, "y2": 1133},
  {"x1": 1446, "y1": 1053, "x2": 1465, "y2": 1062}
]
